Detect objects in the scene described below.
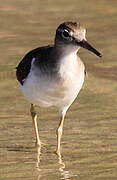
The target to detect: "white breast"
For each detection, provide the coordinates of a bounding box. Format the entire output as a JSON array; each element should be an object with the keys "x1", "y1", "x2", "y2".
[{"x1": 19, "y1": 53, "x2": 85, "y2": 110}]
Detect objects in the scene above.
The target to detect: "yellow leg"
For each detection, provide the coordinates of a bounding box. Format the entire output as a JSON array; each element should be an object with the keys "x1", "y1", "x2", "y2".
[
  {"x1": 56, "y1": 114, "x2": 65, "y2": 155},
  {"x1": 30, "y1": 104, "x2": 41, "y2": 147}
]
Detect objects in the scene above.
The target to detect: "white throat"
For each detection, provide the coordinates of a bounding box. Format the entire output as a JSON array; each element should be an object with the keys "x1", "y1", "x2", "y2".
[{"x1": 58, "y1": 46, "x2": 79, "y2": 79}]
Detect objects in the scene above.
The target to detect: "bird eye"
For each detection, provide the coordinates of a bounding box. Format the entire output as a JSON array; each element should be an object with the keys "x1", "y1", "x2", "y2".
[{"x1": 62, "y1": 29, "x2": 70, "y2": 39}]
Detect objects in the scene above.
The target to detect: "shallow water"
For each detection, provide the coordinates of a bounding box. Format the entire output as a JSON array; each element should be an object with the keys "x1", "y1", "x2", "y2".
[{"x1": 0, "y1": 0, "x2": 117, "y2": 179}]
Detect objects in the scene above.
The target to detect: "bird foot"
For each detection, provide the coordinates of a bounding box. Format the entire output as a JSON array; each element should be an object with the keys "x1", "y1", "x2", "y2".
[{"x1": 35, "y1": 141, "x2": 47, "y2": 147}]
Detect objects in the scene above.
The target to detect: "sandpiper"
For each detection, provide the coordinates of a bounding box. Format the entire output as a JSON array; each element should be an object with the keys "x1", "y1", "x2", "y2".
[{"x1": 16, "y1": 21, "x2": 102, "y2": 155}]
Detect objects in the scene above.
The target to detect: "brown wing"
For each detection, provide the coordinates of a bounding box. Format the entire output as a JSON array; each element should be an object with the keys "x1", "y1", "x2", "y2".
[{"x1": 16, "y1": 45, "x2": 53, "y2": 85}]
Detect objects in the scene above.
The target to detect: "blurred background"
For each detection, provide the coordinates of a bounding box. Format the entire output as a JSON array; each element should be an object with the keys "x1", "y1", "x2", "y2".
[{"x1": 0, "y1": 0, "x2": 117, "y2": 179}]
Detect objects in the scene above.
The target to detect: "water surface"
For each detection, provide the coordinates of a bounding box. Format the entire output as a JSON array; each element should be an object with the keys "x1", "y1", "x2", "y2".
[{"x1": 0, "y1": 0, "x2": 117, "y2": 179}]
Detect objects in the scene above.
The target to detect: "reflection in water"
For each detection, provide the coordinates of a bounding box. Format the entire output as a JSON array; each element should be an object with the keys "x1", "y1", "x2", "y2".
[
  {"x1": 36, "y1": 146, "x2": 42, "y2": 180},
  {"x1": 36, "y1": 146, "x2": 41, "y2": 169},
  {"x1": 58, "y1": 153, "x2": 71, "y2": 180},
  {"x1": 58, "y1": 153, "x2": 78, "y2": 180},
  {"x1": 35, "y1": 146, "x2": 77, "y2": 180}
]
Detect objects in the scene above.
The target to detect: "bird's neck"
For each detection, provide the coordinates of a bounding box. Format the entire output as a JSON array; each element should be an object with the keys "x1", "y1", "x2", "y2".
[
  {"x1": 51, "y1": 45, "x2": 79, "y2": 77},
  {"x1": 52, "y1": 44, "x2": 79, "y2": 65},
  {"x1": 53, "y1": 44, "x2": 79, "y2": 57},
  {"x1": 38, "y1": 45, "x2": 80, "y2": 76}
]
